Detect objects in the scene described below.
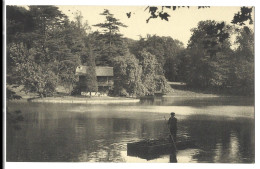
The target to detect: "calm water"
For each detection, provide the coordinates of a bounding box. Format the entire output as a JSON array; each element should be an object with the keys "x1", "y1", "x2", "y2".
[{"x1": 6, "y1": 97, "x2": 255, "y2": 163}]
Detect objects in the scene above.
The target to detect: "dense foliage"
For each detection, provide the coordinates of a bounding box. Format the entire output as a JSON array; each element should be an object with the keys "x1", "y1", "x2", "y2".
[
  {"x1": 229, "y1": 27, "x2": 254, "y2": 95},
  {"x1": 6, "y1": 6, "x2": 254, "y2": 98},
  {"x1": 181, "y1": 21, "x2": 254, "y2": 95},
  {"x1": 129, "y1": 35, "x2": 184, "y2": 81},
  {"x1": 185, "y1": 21, "x2": 233, "y2": 88},
  {"x1": 6, "y1": 6, "x2": 96, "y2": 96}
]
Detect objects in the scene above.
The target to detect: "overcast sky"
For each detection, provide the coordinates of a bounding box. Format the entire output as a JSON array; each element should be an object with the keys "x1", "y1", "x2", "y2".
[{"x1": 58, "y1": 6, "x2": 254, "y2": 47}]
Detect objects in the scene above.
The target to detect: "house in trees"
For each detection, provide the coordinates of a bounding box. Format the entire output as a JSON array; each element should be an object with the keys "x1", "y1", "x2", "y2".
[{"x1": 76, "y1": 65, "x2": 114, "y2": 94}]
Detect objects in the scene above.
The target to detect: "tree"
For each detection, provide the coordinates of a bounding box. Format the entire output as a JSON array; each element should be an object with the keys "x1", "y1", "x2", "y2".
[
  {"x1": 234, "y1": 26, "x2": 254, "y2": 62},
  {"x1": 66, "y1": 12, "x2": 98, "y2": 94},
  {"x1": 7, "y1": 6, "x2": 68, "y2": 96},
  {"x1": 112, "y1": 53, "x2": 143, "y2": 97},
  {"x1": 136, "y1": 50, "x2": 171, "y2": 95},
  {"x1": 138, "y1": 50, "x2": 157, "y2": 95},
  {"x1": 231, "y1": 7, "x2": 254, "y2": 26},
  {"x1": 228, "y1": 26, "x2": 254, "y2": 95},
  {"x1": 144, "y1": 6, "x2": 210, "y2": 23},
  {"x1": 88, "y1": 31, "x2": 128, "y2": 66},
  {"x1": 6, "y1": 6, "x2": 86, "y2": 96},
  {"x1": 7, "y1": 40, "x2": 59, "y2": 97},
  {"x1": 82, "y1": 45, "x2": 98, "y2": 93},
  {"x1": 45, "y1": 19, "x2": 81, "y2": 94},
  {"x1": 6, "y1": 6, "x2": 34, "y2": 43},
  {"x1": 112, "y1": 50, "x2": 171, "y2": 97},
  {"x1": 125, "y1": 55, "x2": 144, "y2": 97},
  {"x1": 28, "y1": 6, "x2": 67, "y2": 63},
  {"x1": 175, "y1": 51, "x2": 192, "y2": 82},
  {"x1": 126, "y1": 6, "x2": 209, "y2": 23},
  {"x1": 129, "y1": 35, "x2": 184, "y2": 81},
  {"x1": 93, "y1": 9, "x2": 128, "y2": 66},
  {"x1": 112, "y1": 55, "x2": 128, "y2": 96},
  {"x1": 185, "y1": 20, "x2": 233, "y2": 88}
]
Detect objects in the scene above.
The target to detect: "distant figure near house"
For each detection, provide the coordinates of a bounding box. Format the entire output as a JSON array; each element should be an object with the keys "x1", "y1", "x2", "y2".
[{"x1": 168, "y1": 112, "x2": 177, "y2": 141}]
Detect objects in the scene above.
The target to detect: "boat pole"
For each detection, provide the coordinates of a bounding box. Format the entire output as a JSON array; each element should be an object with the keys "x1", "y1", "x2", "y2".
[{"x1": 164, "y1": 116, "x2": 177, "y2": 151}]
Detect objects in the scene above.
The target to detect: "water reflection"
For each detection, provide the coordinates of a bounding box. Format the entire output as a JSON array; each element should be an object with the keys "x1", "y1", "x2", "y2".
[
  {"x1": 7, "y1": 110, "x2": 24, "y2": 130},
  {"x1": 169, "y1": 153, "x2": 177, "y2": 163},
  {"x1": 184, "y1": 115, "x2": 255, "y2": 163},
  {"x1": 6, "y1": 97, "x2": 254, "y2": 163},
  {"x1": 141, "y1": 96, "x2": 254, "y2": 107},
  {"x1": 169, "y1": 143, "x2": 177, "y2": 163}
]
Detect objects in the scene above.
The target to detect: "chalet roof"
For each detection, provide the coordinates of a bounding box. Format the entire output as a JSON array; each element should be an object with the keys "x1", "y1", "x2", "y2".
[{"x1": 76, "y1": 65, "x2": 114, "y2": 76}]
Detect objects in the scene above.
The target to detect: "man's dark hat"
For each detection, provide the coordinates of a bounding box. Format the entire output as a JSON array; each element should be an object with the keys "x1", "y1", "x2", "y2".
[{"x1": 171, "y1": 112, "x2": 175, "y2": 115}]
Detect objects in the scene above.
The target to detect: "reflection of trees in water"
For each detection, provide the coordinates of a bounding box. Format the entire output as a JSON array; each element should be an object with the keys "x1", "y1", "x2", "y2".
[
  {"x1": 7, "y1": 110, "x2": 25, "y2": 161},
  {"x1": 7, "y1": 110, "x2": 24, "y2": 130},
  {"x1": 182, "y1": 114, "x2": 254, "y2": 163},
  {"x1": 140, "y1": 97, "x2": 254, "y2": 107},
  {"x1": 7, "y1": 109, "x2": 254, "y2": 162},
  {"x1": 78, "y1": 142, "x2": 126, "y2": 162},
  {"x1": 77, "y1": 117, "x2": 170, "y2": 162},
  {"x1": 169, "y1": 153, "x2": 177, "y2": 163},
  {"x1": 7, "y1": 111, "x2": 169, "y2": 162},
  {"x1": 6, "y1": 111, "x2": 188, "y2": 161}
]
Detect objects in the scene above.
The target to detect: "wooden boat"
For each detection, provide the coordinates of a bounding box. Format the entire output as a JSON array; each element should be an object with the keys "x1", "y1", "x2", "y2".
[{"x1": 127, "y1": 138, "x2": 196, "y2": 160}]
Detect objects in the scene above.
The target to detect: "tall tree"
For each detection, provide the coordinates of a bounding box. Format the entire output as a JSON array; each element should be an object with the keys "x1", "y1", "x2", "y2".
[
  {"x1": 129, "y1": 35, "x2": 184, "y2": 81},
  {"x1": 138, "y1": 50, "x2": 157, "y2": 95},
  {"x1": 93, "y1": 9, "x2": 128, "y2": 66},
  {"x1": 112, "y1": 53, "x2": 146, "y2": 97},
  {"x1": 6, "y1": 6, "x2": 84, "y2": 96},
  {"x1": 228, "y1": 26, "x2": 254, "y2": 95},
  {"x1": 112, "y1": 50, "x2": 171, "y2": 97},
  {"x1": 185, "y1": 20, "x2": 233, "y2": 88},
  {"x1": 82, "y1": 44, "x2": 98, "y2": 93},
  {"x1": 70, "y1": 12, "x2": 98, "y2": 94},
  {"x1": 7, "y1": 6, "x2": 68, "y2": 96},
  {"x1": 136, "y1": 50, "x2": 170, "y2": 95},
  {"x1": 6, "y1": 6, "x2": 34, "y2": 43}
]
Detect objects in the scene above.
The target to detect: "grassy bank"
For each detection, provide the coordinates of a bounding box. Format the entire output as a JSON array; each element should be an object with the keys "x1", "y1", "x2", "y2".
[
  {"x1": 166, "y1": 82, "x2": 219, "y2": 97},
  {"x1": 166, "y1": 82, "x2": 254, "y2": 97}
]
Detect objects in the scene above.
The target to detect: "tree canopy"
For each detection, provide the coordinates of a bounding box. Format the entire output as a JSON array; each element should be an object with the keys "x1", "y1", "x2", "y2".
[
  {"x1": 6, "y1": 5, "x2": 255, "y2": 98},
  {"x1": 6, "y1": 6, "x2": 96, "y2": 96}
]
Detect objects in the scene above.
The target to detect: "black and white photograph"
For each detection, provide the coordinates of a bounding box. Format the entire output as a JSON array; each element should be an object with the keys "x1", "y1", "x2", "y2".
[{"x1": 4, "y1": 0, "x2": 256, "y2": 167}]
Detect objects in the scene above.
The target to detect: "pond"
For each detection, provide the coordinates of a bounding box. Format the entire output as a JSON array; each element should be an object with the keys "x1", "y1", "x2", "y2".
[{"x1": 6, "y1": 96, "x2": 255, "y2": 163}]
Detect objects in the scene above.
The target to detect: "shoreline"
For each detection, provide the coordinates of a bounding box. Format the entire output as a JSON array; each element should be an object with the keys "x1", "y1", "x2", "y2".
[
  {"x1": 7, "y1": 84, "x2": 254, "y2": 104},
  {"x1": 7, "y1": 94, "x2": 252, "y2": 104},
  {"x1": 8, "y1": 96, "x2": 140, "y2": 104},
  {"x1": 31, "y1": 97, "x2": 140, "y2": 104}
]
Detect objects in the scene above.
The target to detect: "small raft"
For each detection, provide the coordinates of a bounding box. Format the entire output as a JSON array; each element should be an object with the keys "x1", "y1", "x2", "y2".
[{"x1": 127, "y1": 138, "x2": 196, "y2": 160}]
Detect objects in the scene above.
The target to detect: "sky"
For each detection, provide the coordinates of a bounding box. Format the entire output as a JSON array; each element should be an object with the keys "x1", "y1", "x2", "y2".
[{"x1": 58, "y1": 6, "x2": 254, "y2": 47}]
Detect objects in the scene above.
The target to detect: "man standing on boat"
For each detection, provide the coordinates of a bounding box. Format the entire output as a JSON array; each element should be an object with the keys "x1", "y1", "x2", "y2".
[{"x1": 168, "y1": 112, "x2": 177, "y2": 141}]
